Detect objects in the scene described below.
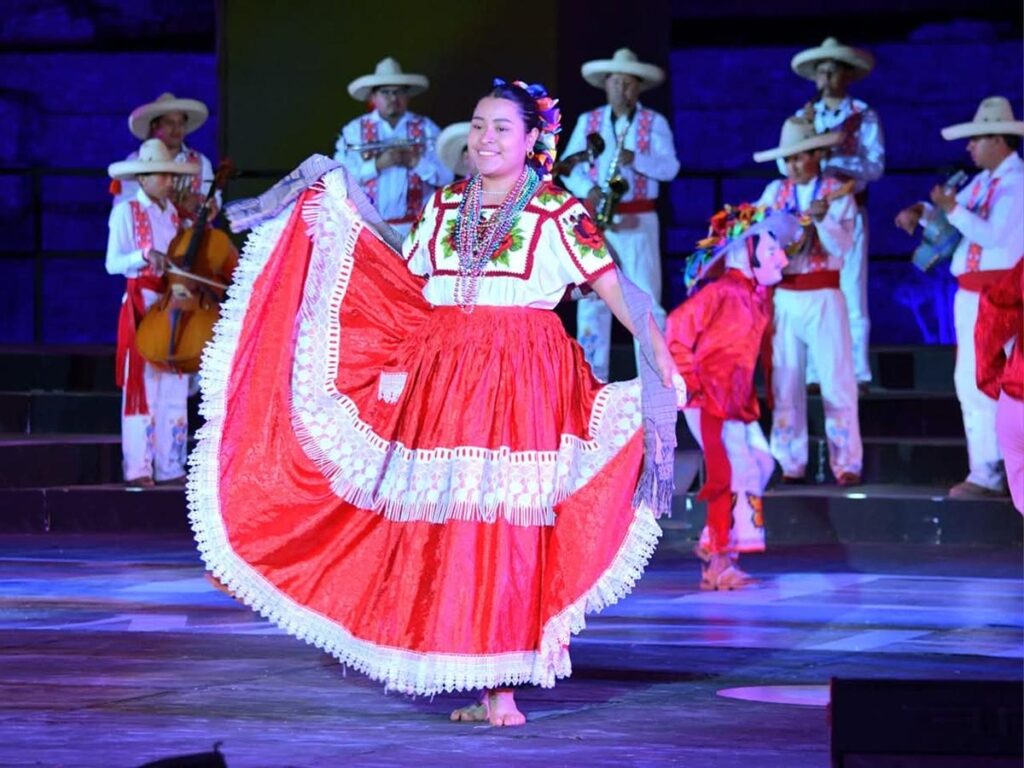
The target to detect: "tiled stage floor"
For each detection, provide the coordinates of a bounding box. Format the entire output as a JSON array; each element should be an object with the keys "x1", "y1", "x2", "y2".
[{"x1": 0, "y1": 534, "x2": 1020, "y2": 767}]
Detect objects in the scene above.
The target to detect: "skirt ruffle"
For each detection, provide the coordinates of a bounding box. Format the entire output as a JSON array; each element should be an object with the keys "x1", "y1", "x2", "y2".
[{"x1": 188, "y1": 170, "x2": 661, "y2": 695}]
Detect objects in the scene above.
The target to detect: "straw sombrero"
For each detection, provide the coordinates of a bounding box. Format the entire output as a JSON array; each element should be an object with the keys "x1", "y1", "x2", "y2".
[
  {"x1": 941, "y1": 96, "x2": 1024, "y2": 141},
  {"x1": 348, "y1": 57, "x2": 429, "y2": 102},
  {"x1": 753, "y1": 117, "x2": 843, "y2": 163},
  {"x1": 108, "y1": 139, "x2": 200, "y2": 180},
  {"x1": 437, "y1": 122, "x2": 472, "y2": 177},
  {"x1": 581, "y1": 48, "x2": 664, "y2": 92},
  {"x1": 129, "y1": 93, "x2": 208, "y2": 140},
  {"x1": 791, "y1": 37, "x2": 874, "y2": 81}
]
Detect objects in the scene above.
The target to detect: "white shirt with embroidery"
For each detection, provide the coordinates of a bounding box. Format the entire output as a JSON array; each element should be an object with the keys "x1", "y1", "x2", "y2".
[
  {"x1": 106, "y1": 189, "x2": 180, "y2": 278},
  {"x1": 940, "y1": 153, "x2": 1024, "y2": 276},
  {"x1": 113, "y1": 144, "x2": 218, "y2": 208},
  {"x1": 757, "y1": 177, "x2": 856, "y2": 274},
  {"x1": 402, "y1": 181, "x2": 614, "y2": 309},
  {"x1": 334, "y1": 110, "x2": 452, "y2": 222},
  {"x1": 788, "y1": 97, "x2": 885, "y2": 191},
  {"x1": 560, "y1": 103, "x2": 680, "y2": 204}
]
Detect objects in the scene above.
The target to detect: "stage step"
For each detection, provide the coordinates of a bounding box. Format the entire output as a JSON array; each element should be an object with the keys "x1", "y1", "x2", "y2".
[
  {"x1": 668, "y1": 484, "x2": 1019, "y2": 548},
  {"x1": 789, "y1": 390, "x2": 963, "y2": 439},
  {"x1": 677, "y1": 434, "x2": 968, "y2": 487},
  {"x1": 0, "y1": 434, "x2": 122, "y2": 488},
  {"x1": 0, "y1": 391, "x2": 201, "y2": 435},
  {"x1": 0, "y1": 482, "x2": 1015, "y2": 546},
  {"x1": 0, "y1": 346, "x2": 116, "y2": 392},
  {"x1": 806, "y1": 436, "x2": 967, "y2": 486},
  {"x1": 0, "y1": 485, "x2": 189, "y2": 534},
  {"x1": 610, "y1": 344, "x2": 956, "y2": 394}
]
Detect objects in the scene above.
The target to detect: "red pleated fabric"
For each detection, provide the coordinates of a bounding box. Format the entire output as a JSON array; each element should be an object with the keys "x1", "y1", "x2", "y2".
[{"x1": 188, "y1": 176, "x2": 659, "y2": 695}]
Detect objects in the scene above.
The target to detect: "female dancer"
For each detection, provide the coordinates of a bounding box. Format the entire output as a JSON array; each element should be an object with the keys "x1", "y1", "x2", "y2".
[{"x1": 188, "y1": 79, "x2": 677, "y2": 727}]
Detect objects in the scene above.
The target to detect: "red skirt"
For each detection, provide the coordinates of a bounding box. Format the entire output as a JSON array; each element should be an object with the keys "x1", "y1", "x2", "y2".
[{"x1": 188, "y1": 173, "x2": 660, "y2": 695}]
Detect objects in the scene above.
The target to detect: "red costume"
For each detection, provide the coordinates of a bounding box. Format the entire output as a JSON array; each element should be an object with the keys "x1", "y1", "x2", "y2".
[
  {"x1": 975, "y1": 258, "x2": 1023, "y2": 512},
  {"x1": 667, "y1": 269, "x2": 774, "y2": 558}
]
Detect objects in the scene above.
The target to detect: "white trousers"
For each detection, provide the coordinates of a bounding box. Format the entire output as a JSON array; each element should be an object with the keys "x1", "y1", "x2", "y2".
[
  {"x1": 953, "y1": 288, "x2": 1004, "y2": 491},
  {"x1": 121, "y1": 289, "x2": 189, "y2": 482},
  {"x1": 808, "y1": 206, "x2": 871, "y2": 384},
  {"x1": 577, "y1": 210, "x2": 664, "y2": 381},
  {"x1": 771, "y1": 287, "x2": 862, "y2": 478},
  {"x1": 685, "y1": 409, "x2": 775, "y2": 552},
  {"x1": 996, "y1": 392, "x2": 1023, "y2": 513}
]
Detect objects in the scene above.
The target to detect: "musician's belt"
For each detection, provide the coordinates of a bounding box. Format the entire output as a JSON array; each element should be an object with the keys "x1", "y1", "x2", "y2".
[
  {"x1": 615, "y1": 199, "x2": 657, "y2": 214},
  {"x1": 386, "y1": 215, "x2": 419, "y2": 226},
  {"x1": 778, "y1": 271, "x2": 841, "y2": 291},
  {"x1": 957, "y1": 269, "x2": 1013, "y2": 293}
]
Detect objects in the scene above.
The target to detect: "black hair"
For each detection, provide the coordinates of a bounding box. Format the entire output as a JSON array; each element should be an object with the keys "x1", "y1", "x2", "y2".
[
  {"x1": 485, "y1": 82, "x2": 542, "y2": 133},
  {"x1": 746, "y1": 234, "x2": 762, "y2": 268},
  {"x1": 1002, "y1": 134, "x2": 1022, "y2": 152}
]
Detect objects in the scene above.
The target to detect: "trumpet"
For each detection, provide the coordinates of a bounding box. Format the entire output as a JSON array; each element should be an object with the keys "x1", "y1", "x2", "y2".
[{"x1": 343, "y1": 137, "x2": 432, "y2": 159}]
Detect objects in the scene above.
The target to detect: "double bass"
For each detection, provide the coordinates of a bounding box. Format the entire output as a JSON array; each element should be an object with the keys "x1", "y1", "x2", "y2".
[{"x1": 135, "y1": 161, "x2": 237, "y2": 374}]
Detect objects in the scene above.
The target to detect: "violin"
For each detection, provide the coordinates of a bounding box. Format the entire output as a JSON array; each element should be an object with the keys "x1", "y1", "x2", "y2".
[{"x1": 135, "y1": 160, "x2": 238, "y2": 374}]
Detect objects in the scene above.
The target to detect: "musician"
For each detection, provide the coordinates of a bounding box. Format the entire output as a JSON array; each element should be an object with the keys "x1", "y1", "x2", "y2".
[
  {"x1": 334, "y1": 57, "x2": 452, "y2": 237},
  {"x1": 754, "y1": 117, "x2": 863, "y2": 486},
  {"x1": 896, "y1": 96, "x2": 1024, "y2": 499},
  {"x1": 790, "y1": 38, "x2": 884, "y2": 392},
  {"x1": 106, "y1": 139, "x2": 198, "y2": 488},
  {"x1": 113, "y1": 93, "x2": 218, "y2": 221},
  {"x1": 559, "y1": 48, "x2": 680, "y2": 381}
]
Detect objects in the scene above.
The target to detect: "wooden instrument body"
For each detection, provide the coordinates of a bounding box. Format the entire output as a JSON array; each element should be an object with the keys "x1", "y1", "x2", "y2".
[{"x1": 135, "y1": 227, "x2": 237, "y2": 374}]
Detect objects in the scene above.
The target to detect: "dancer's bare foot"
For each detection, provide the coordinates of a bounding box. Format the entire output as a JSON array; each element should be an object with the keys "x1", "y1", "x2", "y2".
[
  {"x1": 449, "y1": 693, "x2": 489, "y2": 723},
  {"x1": 486, "y1": 689, "x2": 526, "y2": 727},
  {"x1": 450, "y1": 689, "x2": 526, "y2": 727}
]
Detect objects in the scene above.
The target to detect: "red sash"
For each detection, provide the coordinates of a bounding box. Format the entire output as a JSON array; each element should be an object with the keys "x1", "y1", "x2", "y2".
[
  {"x1": 778, "y1": 270, "x2": 841, "y2": 291},
  {"x1": 115, "y1": 201, "x2": 169, "y2": 415}
]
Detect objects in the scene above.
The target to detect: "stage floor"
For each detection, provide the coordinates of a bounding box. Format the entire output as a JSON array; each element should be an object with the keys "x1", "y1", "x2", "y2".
[{"x1": 0, "y1": 534, "x2": 1020, "y2": 767}]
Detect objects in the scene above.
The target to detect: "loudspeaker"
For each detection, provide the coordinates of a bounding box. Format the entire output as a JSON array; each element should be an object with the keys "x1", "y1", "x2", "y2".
[{"x1": 830, "y1": 678, "x2": 1023, "y2": 768}]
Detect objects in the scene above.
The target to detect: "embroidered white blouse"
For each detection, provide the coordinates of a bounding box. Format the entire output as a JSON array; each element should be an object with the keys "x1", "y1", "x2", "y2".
[
  {"x1": 559, "y1": 103, "x2": 680, "y2": 205},
  {"x1": 789, "y1": 96, "x2": 885, "y2": 191},
  {"x1": 402, "y1": 180, "x2": 615, "y2": 308},
  {"x1": 105, "y1": 189, "x2": 180, "y2": 278},
  {"x1": 942, "y1": 153, "x2": 1024, "y2": 276},
  {"x1": 335, "y1": 110, "x2": 453, "y2": 223},
  {"x1": 757, "y1": 177, "x2": 856, "y2": 274}
]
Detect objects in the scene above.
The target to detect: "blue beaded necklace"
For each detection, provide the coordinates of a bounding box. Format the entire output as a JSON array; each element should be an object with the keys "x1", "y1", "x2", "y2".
[{"x1": 453, "y1": 167, "x2": 540, "y2": 312}]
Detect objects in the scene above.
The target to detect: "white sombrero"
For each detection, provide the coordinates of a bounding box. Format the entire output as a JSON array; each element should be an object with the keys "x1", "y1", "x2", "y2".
[
  {"x1": 129, "y1": 93, "x2": 209, "y2": 140},
  {"x1": 108, "y1": 139, "x2": 200, "y2": 180},
  {"x1": 941, "y1": 96, "x2": 1024, "y2": 141},
  {"x1": 581, "y1": 48, "x2": 665, "y2": 92},
  {"x1": 791, "y1": 37, "x2": 875, "y2": 81},
  {"x1": 437, "y1": 122, "x2": 472, "y2": 177},
  {"x1": 753, "y1": 117, "x2": 844, "y2": 163},
  {"x1": 348, "y1": 57, "x2": 429, "y2": 102}
]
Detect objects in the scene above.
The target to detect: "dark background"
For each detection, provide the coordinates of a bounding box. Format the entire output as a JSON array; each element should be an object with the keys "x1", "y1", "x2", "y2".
[{"x1": 0, "y1": 0, "x2": 1020, "y2": 345}]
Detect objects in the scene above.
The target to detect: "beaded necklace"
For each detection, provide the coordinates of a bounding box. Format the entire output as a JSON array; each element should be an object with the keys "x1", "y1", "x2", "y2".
[{"x1": 452, "y1": 167, "x2": 540, "y2": 311}]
